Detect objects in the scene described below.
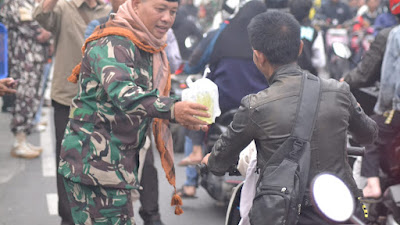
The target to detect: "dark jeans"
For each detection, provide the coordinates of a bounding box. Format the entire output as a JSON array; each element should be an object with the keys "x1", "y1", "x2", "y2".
[
  {"x1": 361, "y1": 111, "x2": 400, "y2": 178},
  {"x1": 52, "y1": 100, "x2": 74, "y2": 225},
  {"x1": 139, "y1": 146, "x2": 161, "y2": 222}
]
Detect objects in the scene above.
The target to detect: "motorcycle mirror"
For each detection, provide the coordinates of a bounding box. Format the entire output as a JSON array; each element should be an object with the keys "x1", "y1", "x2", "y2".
[
  {"x1": 185, "y1": 36, "x2": 198, "y2": 49},
  {"x1": 310, "y1": 173, "x2": 355, "y2": 223},
  {"x1": 332, "y1": 42, "x2": 352, "y2": 59}
]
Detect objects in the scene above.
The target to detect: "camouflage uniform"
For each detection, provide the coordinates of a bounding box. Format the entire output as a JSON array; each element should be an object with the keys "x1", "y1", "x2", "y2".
[
  {"x1": 0, "y1": 0, "x2": 50, "y2": 134},
  {"x1": 59, "y1": 35, "x2": 175, "y2": 222},
  {"x1": 63, "y1": 178, "x2": 135, "y2": 225}
]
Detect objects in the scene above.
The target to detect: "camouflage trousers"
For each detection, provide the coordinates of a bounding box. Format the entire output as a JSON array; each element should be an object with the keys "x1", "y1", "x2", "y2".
[
  {"x1": 10, "y1": 60, "x2": 45, "y2": 134},
  {"x1": 63, "y1": 178, "x2": 137, "y2": 225}
]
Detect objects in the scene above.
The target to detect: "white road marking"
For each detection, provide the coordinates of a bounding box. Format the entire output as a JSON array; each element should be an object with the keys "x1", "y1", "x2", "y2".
[
  {"x1": 46, "y1": 193, "x2": 59, "y2": 215},
  {"x1": 41, "y1": 107, "x2": 56, "y2": 177}
]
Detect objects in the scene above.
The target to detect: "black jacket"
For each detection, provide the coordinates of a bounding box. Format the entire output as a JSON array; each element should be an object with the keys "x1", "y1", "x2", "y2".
[{"x1": 208, "y1": 64, "x2": 378, "y2": 196}]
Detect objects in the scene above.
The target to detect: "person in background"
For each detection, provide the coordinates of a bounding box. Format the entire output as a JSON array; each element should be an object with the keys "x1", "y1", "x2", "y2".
[
  {"x1": 357, "y1": 0, "x2": 382, "y2": 27},
  {"x1": 33, "y1": 0, "x2": 111, "y2": 224},
  {"x1": 57, "y1": 0, "x2": 210, "y2": 223},
  {"x1": 352, "y1": 0, "x2": 400, "y2": 199},
  {"x1": 202, "y1": 10, "x2": 377, "y2": 224},
  {"x1": 0, "y1": 0, "x2": 52, "y2": 159},
  {"x1": 177, "y1": 0, "x2": 269, "y2": 198},
  {"x1": 318, "y1": 0, "x2": 353, "y2": 25},
  {"x1": 171, "y1": 1, "x2": 203, "y2": 61},
  {"x1": 289, "y1": 0, "x2": 326, "y2": 76},
  {"x1": 373, "y1": 0, "x2": 398, "y2": 34},
  {"x1": 0, "y1": 78, "x2": 16, "y2": 96}
]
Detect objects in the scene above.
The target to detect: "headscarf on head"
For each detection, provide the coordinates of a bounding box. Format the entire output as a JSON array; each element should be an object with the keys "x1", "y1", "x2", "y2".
[{"x1": 68, "y1": 0, "x2": 184, "y2": 215}]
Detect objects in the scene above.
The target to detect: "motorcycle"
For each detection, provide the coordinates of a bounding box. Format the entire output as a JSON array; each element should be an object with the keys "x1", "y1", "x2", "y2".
[
  {"x1": 313, "y1": 19, "x2": 354, "y2": 80},
  {"x1": 312, "y1": 172, "x2": 400, "y2": 225},
  {"x1": 224, "y1": 146, "x2": 367, "y2": 225}
]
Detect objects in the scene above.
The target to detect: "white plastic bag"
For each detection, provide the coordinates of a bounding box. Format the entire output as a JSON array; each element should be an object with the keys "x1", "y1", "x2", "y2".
[{"x1": 181, "y1": 72, "x2": 221, "y2": 124}]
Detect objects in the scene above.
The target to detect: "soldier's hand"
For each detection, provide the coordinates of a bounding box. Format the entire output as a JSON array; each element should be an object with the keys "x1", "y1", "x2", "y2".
[{"x1": 174, "y1": 101, "x2": 210, "y2": 131}]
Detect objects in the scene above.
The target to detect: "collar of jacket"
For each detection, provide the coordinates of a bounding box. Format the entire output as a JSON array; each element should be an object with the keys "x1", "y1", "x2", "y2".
[
  {"x1": 268, "y1": 63, "x2": 302, "y2": 84},
  {"x1": 73, "y1": 0, "x2": 105, "y2": 8}
]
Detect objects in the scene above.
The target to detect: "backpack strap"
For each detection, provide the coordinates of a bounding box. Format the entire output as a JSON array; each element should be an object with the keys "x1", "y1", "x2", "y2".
[{"x1": 292, "y1": 72, "x2": 321, "y2": 141}]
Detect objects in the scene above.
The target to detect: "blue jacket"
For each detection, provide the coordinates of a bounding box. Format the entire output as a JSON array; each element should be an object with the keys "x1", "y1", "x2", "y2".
[{"x1": 375, "y1": 25, "x2": 400, "y2": 114}]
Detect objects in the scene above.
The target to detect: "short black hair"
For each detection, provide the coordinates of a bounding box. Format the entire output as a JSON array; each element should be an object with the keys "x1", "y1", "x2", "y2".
[
  {"x1": 264, "y1": 0, "x2": 289, "y2": 9},
  {"x1": 289, "y1": 0, "x2": 312, "y2": 22},
  {"x1": 247, "y1": 10, "x2": 301, "y2": 66}
]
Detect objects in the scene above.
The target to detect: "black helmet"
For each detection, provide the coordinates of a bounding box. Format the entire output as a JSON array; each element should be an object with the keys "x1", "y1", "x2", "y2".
[{"x1": 265, "y1": 0, "x2": 289, "y2": 9}]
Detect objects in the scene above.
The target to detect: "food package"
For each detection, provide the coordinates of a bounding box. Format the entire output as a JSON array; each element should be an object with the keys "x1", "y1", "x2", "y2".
[{"x1": 181, "y1": 77, "x2": 221, "y2": 124}]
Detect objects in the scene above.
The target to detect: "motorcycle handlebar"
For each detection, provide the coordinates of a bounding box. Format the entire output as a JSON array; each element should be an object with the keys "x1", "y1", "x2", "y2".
[
  {"x1": 197, "y1": 164, "x2": 241, "y2": 176},
  {"x1": 196, "y1": 146, "x2": 365, "y2": 176},
  {"x1": 347, "y1": 146, "x2": 365, "y2": 156}
]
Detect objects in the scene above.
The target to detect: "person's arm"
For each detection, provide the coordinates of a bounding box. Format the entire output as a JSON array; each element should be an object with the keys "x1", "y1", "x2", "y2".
[
  {"x1": 33, "y1": 0, "x2": 61, "y2": 34},
  {"x1": 208, "y1": 96, "x2": 256, "y2": 175},
  {"x1": 342, "y1": 28, "x2": 391, "y2": 89},
  {"x1": 88, "y1": 37, "x2": 209, "y2": 128},
  {"x1": 347, "y1": 87, "x2": 378, "y2": 145}
]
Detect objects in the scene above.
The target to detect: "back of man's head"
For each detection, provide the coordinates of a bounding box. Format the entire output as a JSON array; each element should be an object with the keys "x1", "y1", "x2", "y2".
[
  {"x1": 264, "y1": 0, "x2": 289, "y2": 9},
  {"x1": 248, "y1": 10, "x2": 300, "y2": 66},
  {"x1": 289, "y1": 0, "x2": 312, "y2": 22}
]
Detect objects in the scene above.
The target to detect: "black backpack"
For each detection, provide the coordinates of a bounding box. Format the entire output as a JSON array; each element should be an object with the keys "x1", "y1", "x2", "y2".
[{"x1": 249, "y1": 73, "x2": 321, "y2": 225}]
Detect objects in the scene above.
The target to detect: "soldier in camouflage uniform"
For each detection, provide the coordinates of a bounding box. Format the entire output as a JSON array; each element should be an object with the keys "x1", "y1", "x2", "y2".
[
  {"x1": 58, "y1": 0, "x2": 210, "y2": 224},
  {"x1": 0, "y1": 0, "x2": 52, "y2": 158}
]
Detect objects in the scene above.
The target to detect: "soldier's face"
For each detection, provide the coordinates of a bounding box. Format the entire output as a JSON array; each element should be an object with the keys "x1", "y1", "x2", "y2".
[{"x1": 134, "y1": 0, "x2": 178, "y2": 39}]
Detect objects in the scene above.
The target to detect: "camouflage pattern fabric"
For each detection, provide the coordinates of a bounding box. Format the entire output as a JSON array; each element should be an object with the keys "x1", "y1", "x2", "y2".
[
  {"x1": 59, "y1": 35, "x2": 175, "y2": 190},
  {"x1": 0, "y1": 0, "x2": 50, "y2": 134},
  {"x1": 63, "y1": 177, "x2": 136, "y2": 225}
]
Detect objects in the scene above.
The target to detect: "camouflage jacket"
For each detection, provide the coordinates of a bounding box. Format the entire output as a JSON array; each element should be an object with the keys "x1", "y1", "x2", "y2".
[
  {"x1": 58, "y1": 35, "x2": 175, "y2": 189},
  {"x1": 0, "y1": 0, "x2": 50, "y2": 68}
]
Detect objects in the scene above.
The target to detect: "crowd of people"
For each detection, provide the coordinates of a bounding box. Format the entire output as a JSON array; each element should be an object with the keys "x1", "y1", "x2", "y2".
[{"x1": 0, "y1": 0, "x2": 399, "y2": 224}]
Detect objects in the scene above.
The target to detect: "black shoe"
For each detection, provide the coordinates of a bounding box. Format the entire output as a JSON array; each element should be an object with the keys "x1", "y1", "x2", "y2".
[{"x1": 144, "y1": 220, "x2": 165, "y2": 225}]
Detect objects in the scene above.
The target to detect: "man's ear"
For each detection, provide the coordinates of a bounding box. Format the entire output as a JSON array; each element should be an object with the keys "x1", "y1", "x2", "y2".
[
  {"x1": 132, "y1": 0, "x2": 141, "y2": 9},
  {"x1": 254, "y1": 49, "x2": 266, "y2": 65},
  {"x1": 298, "y1": 40, "x2": 304, "y2": 57}
]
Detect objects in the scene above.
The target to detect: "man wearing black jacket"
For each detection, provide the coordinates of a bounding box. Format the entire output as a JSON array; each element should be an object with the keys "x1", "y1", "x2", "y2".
[{"x1": 202, "y1": 10, "x2": 377, "y2": 224}]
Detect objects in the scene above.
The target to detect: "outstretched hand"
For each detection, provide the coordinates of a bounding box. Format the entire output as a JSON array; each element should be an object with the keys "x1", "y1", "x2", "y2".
[
  {"x1": 0, "y1": 78, "x2": 17, "y2": 96},
  {"x1": 174, "y1": 101, "x2": 210, "y2": 132}
]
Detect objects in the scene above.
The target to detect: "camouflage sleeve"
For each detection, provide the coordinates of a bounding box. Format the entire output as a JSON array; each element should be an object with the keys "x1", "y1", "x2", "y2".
[{"x1": 87, "y1": 36, "x2": 175, "y2": 120}]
